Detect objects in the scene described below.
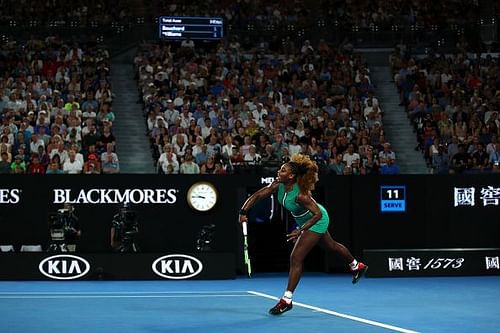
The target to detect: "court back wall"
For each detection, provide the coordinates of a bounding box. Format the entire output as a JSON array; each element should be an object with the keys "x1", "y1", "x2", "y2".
[{"x1": 0, "y1": 175, "x2": 499, "y2": 271}]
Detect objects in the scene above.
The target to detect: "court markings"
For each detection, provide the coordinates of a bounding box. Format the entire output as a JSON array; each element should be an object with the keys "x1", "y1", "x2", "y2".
[
  {"x1": 0, "y1": 289, "x2": 420, "y2": 332},
  {"x1": 0, "y1": 290, "x2": 255, "y2": 299},
  {"x1": 248, "y1": 290, "x2": 420, "y2": 333},
  {"x1": 0, "y1": 290, "x2": 249, "y2": 295}
]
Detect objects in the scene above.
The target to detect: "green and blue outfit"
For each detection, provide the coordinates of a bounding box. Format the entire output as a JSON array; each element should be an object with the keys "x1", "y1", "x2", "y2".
[{"x1": 277, "y1": 183, "x2": 329, "y2": 234}]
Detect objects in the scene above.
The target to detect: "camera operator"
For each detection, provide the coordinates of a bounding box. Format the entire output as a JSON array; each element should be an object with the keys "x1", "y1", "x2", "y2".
[
  {"x1": 48, "y1": 203, "x2": 81, "y2": 252},
  {"x1": 110, "y1": 203, "x2": 139, "y2": 252},
  {"x1": 63, "y1": 203, "x2": 80, "y2": 252}
]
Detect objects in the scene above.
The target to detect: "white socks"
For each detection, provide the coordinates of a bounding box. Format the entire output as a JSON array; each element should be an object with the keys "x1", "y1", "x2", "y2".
[
  {"x1": 282, "y1": 290, "x2": 293, "y2": 304},
  {"x1": 349, "y1": 259, "x2": 358, "y2": 270}
]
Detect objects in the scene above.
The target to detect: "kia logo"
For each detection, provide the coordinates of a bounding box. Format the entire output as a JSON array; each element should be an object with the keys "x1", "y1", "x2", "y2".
[
  {"x1": 152, "y1": 254, "x2": 203, "y2": 279},
  {"x1": 39, "y1": 254, "x2": 90, "y2": 280}
]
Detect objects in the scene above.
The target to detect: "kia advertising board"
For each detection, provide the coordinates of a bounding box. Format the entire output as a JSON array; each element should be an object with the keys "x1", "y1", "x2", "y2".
[
  {"x1": 0, "y1": 253, "x2": 234, "y2": 280},
  {"x1": 152, "y1": 254, "x2": 203, "y2": 279},
  {"x1": 39, "y1": 254, "x2": 91, "y2": 280}
]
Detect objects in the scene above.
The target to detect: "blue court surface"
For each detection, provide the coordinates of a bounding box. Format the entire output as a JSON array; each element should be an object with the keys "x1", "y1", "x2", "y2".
[{"x1": 0, "y1": 273, "x2": 499, "y2": 333}]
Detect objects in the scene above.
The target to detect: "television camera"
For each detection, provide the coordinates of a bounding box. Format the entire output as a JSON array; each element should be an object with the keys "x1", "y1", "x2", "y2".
[
  {"x1": 196, "y1": 224, "x2": 216, "y2": 252},
  {"x1": 47, "y1": 204, "x2": 80, "y2": 252}
]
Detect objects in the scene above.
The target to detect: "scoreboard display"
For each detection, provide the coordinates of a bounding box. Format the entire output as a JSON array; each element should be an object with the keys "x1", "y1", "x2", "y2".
[
  {"x1": 159, "y1": 16, "x2": 224, "y2": 40},
  {"x1": 380, "y1": 185, "x2": 407, "y2": 213}
]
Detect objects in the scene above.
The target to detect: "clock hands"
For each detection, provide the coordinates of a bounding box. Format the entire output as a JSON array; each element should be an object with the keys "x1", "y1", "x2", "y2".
[{"x1": 192, "y1": 195, "x2": 206, "y2": 199}]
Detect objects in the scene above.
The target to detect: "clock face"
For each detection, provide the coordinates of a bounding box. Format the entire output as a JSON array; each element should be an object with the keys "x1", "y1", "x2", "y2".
[{"x1": 187, "y1": 182, "x2": 218, "y2": 212}]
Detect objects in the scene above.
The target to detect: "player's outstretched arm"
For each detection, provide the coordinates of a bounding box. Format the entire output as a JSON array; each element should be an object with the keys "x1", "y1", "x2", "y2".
[{"x1": 239, "y1": 178, "x2": 279, "y2": 223}]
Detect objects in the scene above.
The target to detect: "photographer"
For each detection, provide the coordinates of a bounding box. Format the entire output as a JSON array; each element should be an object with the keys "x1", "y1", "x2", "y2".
[
  {"x1": 110, "y1": 203, "x2": 139, "y2": 252},
  {"x1": 48, "y1": 203, "x2": 81, "y2": 252}
]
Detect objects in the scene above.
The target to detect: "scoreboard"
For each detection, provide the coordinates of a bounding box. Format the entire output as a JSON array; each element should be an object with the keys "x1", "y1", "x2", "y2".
[
  {"x1": 159, "y1": 16, "x2": 224, "y2": 40},
  {"x1": 380, "y1": 185, "x2": 407, "y2": 212}
]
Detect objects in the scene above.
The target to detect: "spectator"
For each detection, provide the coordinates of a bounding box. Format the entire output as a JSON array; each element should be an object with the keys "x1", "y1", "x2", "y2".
[
  {"x1": 83, "y1": 154, "x2": 101, "y2": 174},
  {"x1": 432, "y1": 145, "x2": 450, "y2": 174},
  {"x1": 450, "y1": 144, "x2": 470, "y2": 174},
  {"x1": 46, "y1": 159, "x2": 64, "y2": 174},
  {"x1": 63, "y1": 150, "x2": 83, "y2": 174},
  {"x1": 195, "y1": 144, "x2": 209, "y2": 165},
  {"x1": 343, "y1": 144, "x2": 360, "y2": 167},
  {"x1": 0, "y1": 152, "x2": 11, "y2": 174},
  {"x1": 11, "y1": 155, "x2": 26, "y2": 174},
  {"x1": 101, "y1": 143, "x2": 120, "y2": 174},
  {"x1": 180, "y1": 153, "x2": 200, "y2": 174},
  {"x1": 362, "y1": 147, "x2": 380, "y2": 175},
  {"x1": 28, "y1": 154, "x2": 46, "y2": 174},
  {"x1": 200, "y1": 156, "x2": 217, "y2": 174},
  {"x1": 378, "y1": 143, "x2": 396, "y2": 167},
  {"x1": 489, "y1": 142, "x2": 500, "y2": 166},
  {"x1": 380, "y1": 158, "x2": 401, "y2": 175},
  {"x1": 328, "y1": 153, "x2": 345, "y2": 175},
  {"x1": 244, "y1": 145, "x2": 262, "y2": 165}
]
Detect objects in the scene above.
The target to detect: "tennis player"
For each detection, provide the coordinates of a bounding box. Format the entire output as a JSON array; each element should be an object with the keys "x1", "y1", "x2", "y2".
[{"x1": 239, "y1": 154, "x2": 368, "y2": 315}]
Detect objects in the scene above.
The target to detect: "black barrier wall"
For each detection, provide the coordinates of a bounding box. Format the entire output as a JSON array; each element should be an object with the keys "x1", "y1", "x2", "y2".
[
  {"x1": 0, "y1": 175, "x2": 239, "y2": 253},
  {"x1": 0, "y1": 174, "x2": 499, "y2": 279},
  {"x1": 0, "y1": 253, "x2": 235, "y2": 280},
  {"x1": 350, "y1": 175, "x2": 500, "y2": 257}
]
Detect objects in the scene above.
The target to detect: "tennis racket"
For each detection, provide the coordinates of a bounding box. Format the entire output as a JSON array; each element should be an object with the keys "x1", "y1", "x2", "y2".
[{"x1": 242, "y1": 221, "x2": 252, "y2": 278}]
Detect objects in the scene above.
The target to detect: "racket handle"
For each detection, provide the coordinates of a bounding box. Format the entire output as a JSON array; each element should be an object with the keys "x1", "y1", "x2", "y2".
[{"x1": 242, "y1": 221, "x2": 248, "y2": 236}]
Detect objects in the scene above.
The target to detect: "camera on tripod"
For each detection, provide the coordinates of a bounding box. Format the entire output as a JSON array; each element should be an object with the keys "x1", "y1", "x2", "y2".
[{"x1": 47, "y1": 205, "x2": 79, "y2": 252}]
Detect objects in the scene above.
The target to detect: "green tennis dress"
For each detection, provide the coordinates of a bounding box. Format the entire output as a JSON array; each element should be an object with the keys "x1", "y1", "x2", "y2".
[{"x1": 277, "y1": 183, "x2": 329, "y2": 234}]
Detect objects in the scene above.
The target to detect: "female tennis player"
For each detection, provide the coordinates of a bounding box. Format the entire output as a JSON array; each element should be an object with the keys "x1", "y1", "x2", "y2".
[{"x1": 239, "y1": 154, "x2": 367, "y2": 315}]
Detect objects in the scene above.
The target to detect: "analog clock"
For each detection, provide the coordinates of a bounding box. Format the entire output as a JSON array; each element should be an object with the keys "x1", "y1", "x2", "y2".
[{"x1": 187, "y1": 182, "x2": 218, "y2": 212}]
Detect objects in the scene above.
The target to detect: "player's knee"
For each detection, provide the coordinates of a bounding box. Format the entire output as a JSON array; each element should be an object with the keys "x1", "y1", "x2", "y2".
[
  {"x1": 289, "y1": 253, "x2": 304, "y2": 267},
  {"x1": 329, "y1": 241, "x2": 339, "y2": 251}
]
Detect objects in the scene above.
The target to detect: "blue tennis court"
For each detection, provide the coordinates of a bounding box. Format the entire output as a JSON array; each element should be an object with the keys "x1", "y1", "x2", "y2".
[{"x1": 1, "y1": 273, "x2": 499, "y2": 333}]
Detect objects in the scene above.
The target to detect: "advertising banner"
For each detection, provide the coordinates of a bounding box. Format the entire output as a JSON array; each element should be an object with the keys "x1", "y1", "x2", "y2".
[
  {"x1": 0, "y1": 252, "x2": 235, "y2": 280},
  {"x1": 0, "y1": 174, "x2": 499, "y2": 278},
  {"x1": 365, "y1": 248, "x2": 500, "y2": 277}
]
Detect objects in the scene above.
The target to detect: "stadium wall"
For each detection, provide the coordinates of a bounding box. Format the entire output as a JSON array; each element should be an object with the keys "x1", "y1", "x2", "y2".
[{"x1": 0, "y1": 174, "x2": 498, "y2": 279}]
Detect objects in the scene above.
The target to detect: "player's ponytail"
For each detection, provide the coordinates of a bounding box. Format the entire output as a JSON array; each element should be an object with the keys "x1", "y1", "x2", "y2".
[{"x1": 288, "y1": 154, "x2": 319, "y2": 193}]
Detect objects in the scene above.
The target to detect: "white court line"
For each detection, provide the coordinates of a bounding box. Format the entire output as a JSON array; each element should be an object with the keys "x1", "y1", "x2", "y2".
[
  {"x1": 248, "y1": 291, "x2": 420, "y2": 333},
  {"x1": 0, "y1": 294, "x2": 256, "y2": 299},
  {"x1": 0, "y1": 291, "x2": 248, "y2": 295}
]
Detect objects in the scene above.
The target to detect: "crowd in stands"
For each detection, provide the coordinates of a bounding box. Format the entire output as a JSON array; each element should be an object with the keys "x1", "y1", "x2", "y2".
[
  {"x1": 391, "y1": 47, "x2": 500, "y2": 174},
  {"x1": 160, "y1": 0, "x2": 480, "y2": 34},
  {"x1": 135, "y1": 37, "x2": 399, "y2": 175},
  {"x1": 159, "y1": 0, "x2": 312, "y2": 30},
  {"x1": 3, "y1": 0, "x2": 498, "y2": 176},
  {"x1": 320, "y1": 0, "x2": 480, "y2": 30},
  {"x1": 0, "y1": 0, "x2": 133, "y2": 26},
  {"x1": 0, "y1": 36, "x2": 120, "y2": 174}
]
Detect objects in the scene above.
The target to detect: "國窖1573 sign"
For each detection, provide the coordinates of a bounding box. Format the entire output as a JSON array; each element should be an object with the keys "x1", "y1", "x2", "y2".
[
  {"x1": 380, "y1": 185, "x2": 406, "y2": 213},
  {"x1": 364, "y1": 248, "x2": 500, "y2": 277},
  {"x1": 453, "y1": 186, "x2": 500, "y2": 207}
]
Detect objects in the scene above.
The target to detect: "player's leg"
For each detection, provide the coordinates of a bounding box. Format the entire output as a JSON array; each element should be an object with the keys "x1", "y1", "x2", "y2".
[
  {"x1": 269, "y1": 230, "x2": 322, "y2": 315},
  {"x1": 319, "y1": 231, "x2": 368, "y2": 284},
  {"x1": 287, "y1": 230, "x2": 322, "y2": 292}
]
